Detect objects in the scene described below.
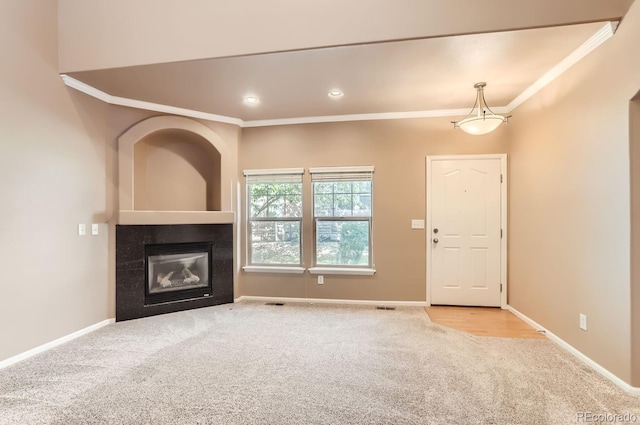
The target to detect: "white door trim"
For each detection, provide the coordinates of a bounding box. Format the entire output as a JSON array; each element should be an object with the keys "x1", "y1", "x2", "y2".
[{"x1": 426, "y1": 154, "x2": 508, "y2": 308}]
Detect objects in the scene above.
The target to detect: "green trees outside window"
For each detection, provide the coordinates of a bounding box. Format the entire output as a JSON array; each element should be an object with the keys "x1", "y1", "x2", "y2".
[
  {"x1": 312, "y1": 171, "x2": 373, "y2": 267},
  {"x1": 245, "y1": 168, "x2": 373, "y2": 269},
  {"x1": 247, "y1": 175, "x2": 303, "y2": 266}
]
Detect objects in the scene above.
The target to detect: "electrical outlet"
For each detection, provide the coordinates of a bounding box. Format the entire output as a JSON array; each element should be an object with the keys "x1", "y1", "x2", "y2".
[
  {"x1": 579, "y1": 313, "x2": 587, "y2": 331},
  {"x1": 78, "y1": 223, "x2": 86, "y2": 236},
  {"x1": 318, "y1": 275, "x2": 324, "y2": 285}
]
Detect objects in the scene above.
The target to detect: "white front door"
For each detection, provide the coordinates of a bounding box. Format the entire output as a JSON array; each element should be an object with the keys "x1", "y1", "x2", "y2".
[{"x1": 427, "y1": 155, "x2": 506, "y2": 307}]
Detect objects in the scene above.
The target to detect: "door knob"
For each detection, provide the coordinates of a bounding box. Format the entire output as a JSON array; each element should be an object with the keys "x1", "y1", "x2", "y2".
[{"x1": 433, "y1": 238, "x2": 439, "y2": 244}]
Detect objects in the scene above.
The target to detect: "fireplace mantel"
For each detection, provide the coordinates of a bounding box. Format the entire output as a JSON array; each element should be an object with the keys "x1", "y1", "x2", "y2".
[{"x1": 118, "y1": 210, "x2": 234, "y2": 225}]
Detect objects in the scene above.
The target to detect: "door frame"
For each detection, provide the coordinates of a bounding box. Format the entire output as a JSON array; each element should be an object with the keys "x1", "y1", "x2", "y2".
[{"x1": 425, "y1": 154, "x2": 508, "y2": 308}]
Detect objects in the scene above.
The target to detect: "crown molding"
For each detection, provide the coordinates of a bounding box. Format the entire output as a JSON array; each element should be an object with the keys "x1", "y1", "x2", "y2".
[
  {"x1": 242, "y1": 108, "x2": 475, "y2": 128},
  {"x1": 505, "y1": 22, "x2": 615, "y2": 112},
  {"x1": 60, "y1": 75, "x2": 244, "y2": 127},
  {"x1": 60, "y1": 21, "x2": 615, "y2": 128}
]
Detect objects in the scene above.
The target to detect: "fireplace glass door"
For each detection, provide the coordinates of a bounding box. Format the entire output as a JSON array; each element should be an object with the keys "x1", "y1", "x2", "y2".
[{"x1": 145, "y1": 242, "x2": 213, "y2": 305}]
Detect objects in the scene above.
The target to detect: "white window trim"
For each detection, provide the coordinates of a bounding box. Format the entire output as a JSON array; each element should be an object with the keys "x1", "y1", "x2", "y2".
[
  {"x1": 245, "y1": 168, "x2": 304, "y2": 268},
  {"x1": 308, "y1": 165, "x2": 374, "y2": 174},
  {"x1": 243, "y1": 266, "x2": 306, "y2": 274},
  {"x1": 310, "y1": 165, "x2": 374, "y2": 269},
  {"x1": 243, "y1": 168, "x2": 304, "y2": 176},
  {"x1": 243, "y1": 266, "x2": 375, "y2": 276},
  {"x1": 308, "y1": 267, "x2": 376, "y2": 276}
]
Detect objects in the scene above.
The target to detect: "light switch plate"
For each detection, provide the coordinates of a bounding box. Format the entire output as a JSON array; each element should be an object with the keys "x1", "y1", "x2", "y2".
[
  {"x1": 411, "y1": 219, "x2": 425, "y2": 229},
  {"x1": 579, "y1": 313, "x2": 587, "y2": 331},
  {"x1": 78, "y1": 223, "x2": 86, "y2": 236},
  {"x1": 91, "y1": 224, "x2": 99, "y2": 236}
]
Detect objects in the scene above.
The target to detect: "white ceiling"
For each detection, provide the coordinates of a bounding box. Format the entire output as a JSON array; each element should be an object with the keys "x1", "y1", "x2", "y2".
[{"x1": 66, "y1": 21, "x2": 611, "y2": 125}]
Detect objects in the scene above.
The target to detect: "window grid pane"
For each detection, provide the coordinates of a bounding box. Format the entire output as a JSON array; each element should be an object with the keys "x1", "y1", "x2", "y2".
[
  {"x1": 248, "y1": 179, "x2": 303, "y2": 266},
  {"x1": 313, "y1": 180, "x2": 372, "y2": 219},
  {"x1": 315, "y1": 219, "x2": 370, "y2": 266},
  {"x1": 312, "y1": 172, "x2": 373, "y2": 268},
  {"x1": 249, "y1": 182, "x2": 303, "y2": 219},
  {"x1": 250, "y1": 220, "x2": 301, "y2": 265}
]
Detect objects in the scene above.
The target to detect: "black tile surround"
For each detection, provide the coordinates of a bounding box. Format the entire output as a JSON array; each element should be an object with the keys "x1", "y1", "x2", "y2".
[{"x1": 116, "y1": 224, "x2": 233, "y2": 321}]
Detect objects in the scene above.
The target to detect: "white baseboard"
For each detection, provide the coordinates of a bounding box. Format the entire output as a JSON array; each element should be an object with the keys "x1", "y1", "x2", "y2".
[
  {"x1": 0, "y1": 318, "x2": 115, "y2": 370},
  {"x1": 506, "y1": 305, "x2": 640, "y2": 396},
  {"x1": 235, "y1": 295, "x2": 428, "y2": 308}
]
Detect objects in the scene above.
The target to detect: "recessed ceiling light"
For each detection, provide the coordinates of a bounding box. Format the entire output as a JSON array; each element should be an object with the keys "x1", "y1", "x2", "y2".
[
  {"x1": 328, "y1": 89, "x2": 344, "y2": 99},
  {"x1": 244, "y1": 95, "x2": 259, "y2": 105}
]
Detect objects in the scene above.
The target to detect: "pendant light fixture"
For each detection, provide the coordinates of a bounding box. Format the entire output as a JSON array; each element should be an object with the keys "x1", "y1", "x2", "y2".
[{"x1": 452, "y1": 82, "x2": 511, "y2": 135}]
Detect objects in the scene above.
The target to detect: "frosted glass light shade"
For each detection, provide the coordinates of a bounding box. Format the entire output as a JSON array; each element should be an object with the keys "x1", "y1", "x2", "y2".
[
  {"x1": 457, "y1": 114, "x2": 506, "y2": 135},
  {"x1": 452, "y1": 82, "x2": 511, "y2": 135}
]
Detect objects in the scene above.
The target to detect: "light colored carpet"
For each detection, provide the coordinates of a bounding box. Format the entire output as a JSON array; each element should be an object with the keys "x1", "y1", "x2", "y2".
[{"x1": 0, "y1": 301, "x2": 638, "y2": 424}]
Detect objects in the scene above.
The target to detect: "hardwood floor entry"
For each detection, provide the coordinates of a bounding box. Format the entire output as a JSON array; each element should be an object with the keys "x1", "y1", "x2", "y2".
[{"x1": 425, "y1": 306, "x2": 546, "y2": 339}]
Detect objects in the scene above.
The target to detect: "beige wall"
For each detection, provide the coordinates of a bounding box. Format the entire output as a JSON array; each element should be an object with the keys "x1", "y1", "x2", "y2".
[
  {"x1": 631, "y1": 96, "x2": 640, "y2": 386},
  {"x1": 508, "y1": 0, "x2": 640, "y2": 385},
  {"x1": 0, "y1": 0, "x2": 112, "y2": 361},
  {"x1": 238, "y1": 118, "x2": 509, "y2": 301},
  {"x1": 57, "y1": 0, "x2": 629, "y2": 72}
]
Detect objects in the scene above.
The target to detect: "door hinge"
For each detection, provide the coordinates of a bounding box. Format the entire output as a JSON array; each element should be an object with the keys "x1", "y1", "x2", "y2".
[
  {"x1": 500, "y1": 229, "x2": 503, "y2": 239},
  {"x1": 500, "y1": 174, "x2": 503, "y2": 183},
  {"x1": 500, "y1": 284, "x2": 503, "y2": 293}
]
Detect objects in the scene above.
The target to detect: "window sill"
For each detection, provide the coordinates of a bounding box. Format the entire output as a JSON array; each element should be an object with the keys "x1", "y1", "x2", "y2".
[
  {"x1": 308, "y1": 267, "x2": 376, "y2": 276},
  {"x1": 242, "y1": 266, "x2": 306, "y2": 274}
]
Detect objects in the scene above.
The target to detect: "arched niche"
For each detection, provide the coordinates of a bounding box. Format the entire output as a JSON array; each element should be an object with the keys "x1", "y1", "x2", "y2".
[
  {"x1": 118, "y1": 116, "x2": 232, "y2": 214},
  {"x1": 133, "y1": 129, "x2": 221, "y2": 211}
]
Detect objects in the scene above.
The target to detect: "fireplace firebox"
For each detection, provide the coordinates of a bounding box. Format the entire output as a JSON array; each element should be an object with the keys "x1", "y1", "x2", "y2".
[{"x1": 145, "y1": 242, "x2": 212, "y2": 305}]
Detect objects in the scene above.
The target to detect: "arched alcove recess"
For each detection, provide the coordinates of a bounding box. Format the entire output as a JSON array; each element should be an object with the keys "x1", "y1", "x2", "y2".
[
  {"x1": 134, "y1": 129, "x2": 221, "y2": 211},
  {"x1": 118, "y1": 116, "x2": 234, "y2": 224},
  {"x1": 116, "y1": 116, "x2": 235, "y2": 320}
]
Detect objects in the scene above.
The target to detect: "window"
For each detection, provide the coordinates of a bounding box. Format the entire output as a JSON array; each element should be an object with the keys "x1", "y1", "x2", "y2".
[
  {"x1": 245, "y1": 169, "x2": 303, "y2": 267},
  {"x1": 310, "y1": 166, "x2": 373, "y2": 268}
]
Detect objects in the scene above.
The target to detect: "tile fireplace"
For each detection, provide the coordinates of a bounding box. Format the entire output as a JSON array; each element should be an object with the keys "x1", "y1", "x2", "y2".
[{"x1": 115, "y1": 223, "x2": 233, "y2": 321}]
